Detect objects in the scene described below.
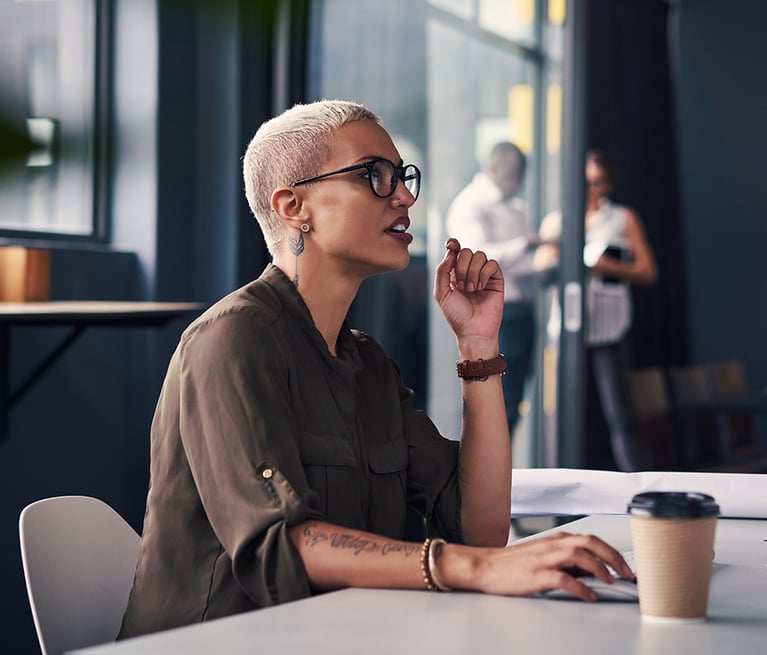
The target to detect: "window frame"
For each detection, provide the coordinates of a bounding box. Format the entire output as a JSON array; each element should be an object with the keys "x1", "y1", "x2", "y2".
[{"x1": 0, "y1": 0, "x2": 111, "y2": 244}]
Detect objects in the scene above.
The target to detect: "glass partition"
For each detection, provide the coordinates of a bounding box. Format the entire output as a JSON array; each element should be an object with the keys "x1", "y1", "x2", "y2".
[{"x1": 308, "y1": 0, "x2": 565, "y2": 464}]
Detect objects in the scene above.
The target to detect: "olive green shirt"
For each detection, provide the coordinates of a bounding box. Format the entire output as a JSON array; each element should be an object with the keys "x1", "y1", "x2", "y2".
[{"x1": 119, "y1": 265, "x2": 462, "y2": 638}]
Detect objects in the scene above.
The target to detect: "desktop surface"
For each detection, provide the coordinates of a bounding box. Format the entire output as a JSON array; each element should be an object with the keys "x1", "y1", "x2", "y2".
[{"x1": 68, "y1": 515, "x2": 767, "y2": 655}]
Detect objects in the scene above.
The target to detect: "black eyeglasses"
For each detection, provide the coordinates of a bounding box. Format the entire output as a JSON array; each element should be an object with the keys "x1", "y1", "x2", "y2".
[{"x1": 292, "y1": 158, "x2": 421, "y2": 201}]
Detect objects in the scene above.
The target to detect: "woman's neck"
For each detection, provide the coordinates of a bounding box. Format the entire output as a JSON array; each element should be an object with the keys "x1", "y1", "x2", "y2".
[
  {"x1": 585, "y1": 194, "x2": 608, "y2": 218},
  {"x1": 272, "y1": 258, "x2": 360, "y2": 356}
]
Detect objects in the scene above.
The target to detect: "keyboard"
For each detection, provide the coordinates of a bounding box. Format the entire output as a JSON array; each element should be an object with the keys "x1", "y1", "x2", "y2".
[{"x1": 607, "y1": 550, "x2": 637, "y2": 577}]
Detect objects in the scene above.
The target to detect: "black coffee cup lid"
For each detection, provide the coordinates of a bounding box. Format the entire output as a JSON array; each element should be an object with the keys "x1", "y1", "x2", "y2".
[{"x1": 627, "y1": 491, "x2": 720, "y2": 518}]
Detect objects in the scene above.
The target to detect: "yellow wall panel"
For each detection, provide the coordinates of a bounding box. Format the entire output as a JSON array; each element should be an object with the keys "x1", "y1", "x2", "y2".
[
  {"x1": 508, "y1": 84, "x2": 534, "y2": 154},
  {"x1": 546, "y1": 84, "x2": 562, "y2": 154},
  {"x1": 549, "y1": 0, "x2": 566, "y2": 26}
]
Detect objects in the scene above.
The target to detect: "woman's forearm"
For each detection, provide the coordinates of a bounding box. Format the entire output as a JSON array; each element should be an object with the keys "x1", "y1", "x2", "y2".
[
  {"x1": 454, "y1": 337, "x2": 512, "y2": 547},
  {"x1": 287, "y1": 520, "x2": 425, "y2": 591},
  {"x1": 288, "y1": 519, "x2": 636, "y2": 603}
]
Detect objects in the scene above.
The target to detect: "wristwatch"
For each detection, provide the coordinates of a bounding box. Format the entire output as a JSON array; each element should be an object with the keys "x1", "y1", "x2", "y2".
[{"x1": 456, "y1": 354, "x2": 507, "y2": 381}]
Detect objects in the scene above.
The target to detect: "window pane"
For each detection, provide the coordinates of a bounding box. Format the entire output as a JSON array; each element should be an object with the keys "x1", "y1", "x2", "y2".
[
  {"x1": 0, "y1": 0, "x2": 98, "y2": 236},
  {"x1": 308, "y1": 0, "x2": 564, "y2": 464},
  {"x1": 426, "y1": 15, "x2": 539, "y2": 456},
  {"x1": 478, "y1": 0, "x2": 537, "y2": 46},
  {"x1": 428, "y1": 0, "x2": 476, "y2": 21},
  {"x1": 427, "y1": 19, "x2": 535, "y2": 220},
  {"x1": 308, "y1": 0, "x2": 429, "y2": 255}
]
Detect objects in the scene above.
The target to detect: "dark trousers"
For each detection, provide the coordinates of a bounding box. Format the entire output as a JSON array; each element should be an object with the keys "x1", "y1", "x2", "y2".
[
  {"x1": 588, "y1": 338, "x2": 642, "y2": 471},
  {"x1": 498, "y1": 302, "x2": 535, "y2": 439}
]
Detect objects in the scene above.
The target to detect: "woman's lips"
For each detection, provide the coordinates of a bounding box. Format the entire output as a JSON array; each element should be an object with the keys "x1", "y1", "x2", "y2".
[
  {"x1": 385, "y1": 217, "x2": 412, "y2": 244},
  {"x1": 386, "y1": 229, "x2": 413, "y2": 245}
]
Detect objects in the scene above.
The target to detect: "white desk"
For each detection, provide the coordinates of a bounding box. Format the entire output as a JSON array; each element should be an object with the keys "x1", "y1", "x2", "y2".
[{"x1": 68, "y1": 515, "x2": 767, "y2": 655}]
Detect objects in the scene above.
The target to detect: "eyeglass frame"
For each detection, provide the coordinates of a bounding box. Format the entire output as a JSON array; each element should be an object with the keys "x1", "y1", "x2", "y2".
[{"x1": 291, "y1": 157, "x2": 421, "y2": 201}]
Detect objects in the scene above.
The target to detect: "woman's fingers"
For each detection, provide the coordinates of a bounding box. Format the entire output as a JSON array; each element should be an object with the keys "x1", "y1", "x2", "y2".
[
  {"x1": 450, "y1": 246, "x2": 501, "y2": 293},
  {"x1": 451, "y1": 247, "x2": 484, "y2": 291},
  {"x1": 479, "y1": 532, "x2": 634, "y2": 600},
  {"x1": 537, "y1": 532, "x2": 634, "y2": 582},
  {"x1": 539, "y1": 570, "x2": 598, "y2": 603},
  {"x1": 433, "y1": 239, "x2": 460, "y2": 302},
  {"x1": 435, "y1": 238, "x2": 503, "y2": 298},
  {"x1": 567, "y1": 534, "x2": 635, "y2": 581},
  {"x1": 445, "y1": 237, "x2": 461, "y2": 252}
]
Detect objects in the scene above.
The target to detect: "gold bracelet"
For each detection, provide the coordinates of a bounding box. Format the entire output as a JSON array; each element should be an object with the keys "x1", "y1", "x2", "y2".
[
  {"x1": 420, "y1": 538, "x2": 436, "y2": 590},
  {"x1": 427, "y1": 537, "x2": 452, "y2": 592}
]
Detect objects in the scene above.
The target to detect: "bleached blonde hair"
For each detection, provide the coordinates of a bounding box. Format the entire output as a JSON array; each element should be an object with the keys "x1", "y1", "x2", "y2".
[{"x1": 243, "y1": 99, "x2": 381, "y2": 255}]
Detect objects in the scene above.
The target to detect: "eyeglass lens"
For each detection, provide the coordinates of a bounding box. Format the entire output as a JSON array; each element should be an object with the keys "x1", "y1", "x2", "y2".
[
  {"x1": 401, "y1": 164, "x2": 420, "y2": 200},
  {"x1": 370, "y1": 159, "x2": 420, "y2": 200}
]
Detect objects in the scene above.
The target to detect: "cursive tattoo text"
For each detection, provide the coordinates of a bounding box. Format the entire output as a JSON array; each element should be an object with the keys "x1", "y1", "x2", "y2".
[{"x1": 301, "y1": 525, "x2": 420, "y2": 557}]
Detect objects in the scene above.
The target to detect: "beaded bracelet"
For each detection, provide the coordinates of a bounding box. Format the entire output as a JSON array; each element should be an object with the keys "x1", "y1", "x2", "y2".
[
  {"x1": 419, "y1": 537, "x2": 452, "y2": 592},
  {"x1": 419, "y1": 538, "x2": 437, "y2": 591}
]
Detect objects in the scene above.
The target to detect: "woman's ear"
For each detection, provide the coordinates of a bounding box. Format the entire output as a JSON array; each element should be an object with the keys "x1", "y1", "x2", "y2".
[{"x1": 271, "y1": 187, "x2": 307, "y2": 230}]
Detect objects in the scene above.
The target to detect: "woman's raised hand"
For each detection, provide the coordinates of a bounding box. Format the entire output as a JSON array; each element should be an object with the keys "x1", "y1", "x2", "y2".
[{"x1": 433, "y1": 238, "x2": 505, "y2": 341}]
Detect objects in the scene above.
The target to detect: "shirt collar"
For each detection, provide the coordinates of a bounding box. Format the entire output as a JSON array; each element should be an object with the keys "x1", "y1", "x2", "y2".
[{"x1": 260, "y1": 264, "x2": 363, "y2": 373}]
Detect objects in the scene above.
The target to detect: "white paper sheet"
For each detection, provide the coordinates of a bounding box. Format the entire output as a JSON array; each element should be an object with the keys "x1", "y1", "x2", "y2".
[{"x1": 511, "y1": 469, "x2": 767, "y2": 518}]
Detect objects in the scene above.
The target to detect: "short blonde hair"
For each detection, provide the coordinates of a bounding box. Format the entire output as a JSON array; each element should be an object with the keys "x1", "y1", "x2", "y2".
[{"x1": 243, "y1": 99, "x2": 381, "y2": 255}]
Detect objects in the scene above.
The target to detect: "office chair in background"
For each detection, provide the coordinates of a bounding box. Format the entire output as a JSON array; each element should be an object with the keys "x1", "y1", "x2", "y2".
[{"x1": 626, "y1": 367, "x2": 678, "y2": 469}]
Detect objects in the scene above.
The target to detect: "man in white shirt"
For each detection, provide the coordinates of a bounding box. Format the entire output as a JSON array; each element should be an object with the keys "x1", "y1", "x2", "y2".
[{"x1": 446, "y1": 142, "x2": 539, "y2": 439}]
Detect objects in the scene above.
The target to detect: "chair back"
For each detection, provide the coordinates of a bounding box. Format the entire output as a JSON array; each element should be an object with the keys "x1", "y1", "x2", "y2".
[
  {"x1": 705, "y1": 359, "x2": 755, "y2": 451},
  {"x1": 666, "y1": 365, "x2": 720, "y2": 467},
  {"x1": 627, "y1": 367, "x2": 677, "y2": 469},
  {"x1": 667, "y1": 362, "x2": 767, "y2": 472},
  {"x1": 19, "y1": 496, "x2": 140, "y2": 655},
  {"x1": 706, "y1": 359, "x2": 748, "y2": 396}
]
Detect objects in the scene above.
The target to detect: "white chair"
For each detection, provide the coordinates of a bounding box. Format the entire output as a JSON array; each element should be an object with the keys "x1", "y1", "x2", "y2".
[{"x1": 19, "y1": 496, "x2": 140, "y2": 655}]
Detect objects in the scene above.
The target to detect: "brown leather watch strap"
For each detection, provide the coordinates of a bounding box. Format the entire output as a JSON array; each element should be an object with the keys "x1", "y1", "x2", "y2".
[{"x1": 456, "y1": 354, "x2": 507, "y2": 381}]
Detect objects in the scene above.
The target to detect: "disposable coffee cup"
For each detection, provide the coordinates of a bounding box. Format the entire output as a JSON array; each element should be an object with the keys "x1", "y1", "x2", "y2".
[{"x1": 627, "y1": 491, "x2": 719, "y2": 622}]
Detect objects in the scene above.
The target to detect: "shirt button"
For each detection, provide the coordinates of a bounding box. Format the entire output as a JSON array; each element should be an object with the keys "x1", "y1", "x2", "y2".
[{"x1": 262, "y1": 468, "x2": 273, "y2": 480}]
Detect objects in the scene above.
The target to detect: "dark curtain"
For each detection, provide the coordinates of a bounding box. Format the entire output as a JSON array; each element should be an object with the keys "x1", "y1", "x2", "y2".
[
  {"x1": 584, "y1": 0, "x2": 688, "y2": 468},
  {"x1": 586, "y1": 0, "x2": 688, "y2": 368}
]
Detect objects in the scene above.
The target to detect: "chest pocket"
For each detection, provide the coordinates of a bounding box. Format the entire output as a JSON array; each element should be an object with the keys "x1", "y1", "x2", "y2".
[
  {"x1": 298, "y1": 432, "x2": 356, "y2": 521},
  {"x1": 367, "y1": 440, "x2": 407, "y2": 474},
  {"x1": 367, "y1": 439, "x2": 408, "y2": 538},
  {"x1": 298, "y1": 432, "x2": 357, "y2": 467}
]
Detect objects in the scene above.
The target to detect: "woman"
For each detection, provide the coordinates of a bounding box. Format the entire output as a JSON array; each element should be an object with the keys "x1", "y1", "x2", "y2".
[
  {"x1": 119, "y1": 102, "x2": 633, "y2": 638},
  {"x1": 537, "y1": 150, "x2": 658, "y2": 471}
]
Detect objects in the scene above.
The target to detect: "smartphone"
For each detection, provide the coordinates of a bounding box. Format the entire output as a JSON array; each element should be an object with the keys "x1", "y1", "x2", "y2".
[{"x1": 602, "y1": 245, "x2": 631, "y2": 284}]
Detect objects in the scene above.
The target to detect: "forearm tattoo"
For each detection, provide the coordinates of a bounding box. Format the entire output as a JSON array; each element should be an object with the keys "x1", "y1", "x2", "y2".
[{"x1": 301, "y1": 525, "x2": 420, "y2": 557}]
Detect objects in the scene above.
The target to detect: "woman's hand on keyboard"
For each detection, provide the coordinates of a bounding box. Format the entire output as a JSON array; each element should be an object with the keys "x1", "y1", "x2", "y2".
[{"x1": 435, "y1": 531, "x2": 636, "y2": 603}]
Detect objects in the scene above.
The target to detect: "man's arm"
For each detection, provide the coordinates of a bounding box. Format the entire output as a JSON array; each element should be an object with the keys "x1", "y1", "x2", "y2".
[{"x1": 533, "y1": 210, "x2": 562, "y2": 270}]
